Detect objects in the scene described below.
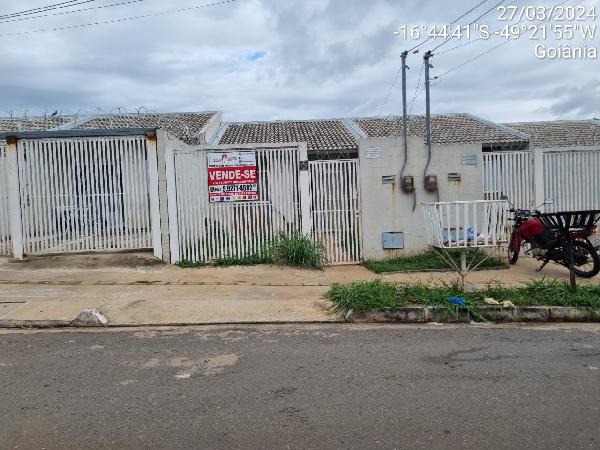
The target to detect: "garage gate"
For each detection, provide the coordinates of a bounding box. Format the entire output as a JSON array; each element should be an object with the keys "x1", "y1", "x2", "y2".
[{"x1": 3, "y1": 134, "x2": 161, "y2": 257}]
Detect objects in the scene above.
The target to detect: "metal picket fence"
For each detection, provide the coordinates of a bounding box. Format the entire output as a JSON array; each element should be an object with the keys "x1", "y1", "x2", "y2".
[
  {"x1": 16, "y1": 136, "x2": 153, "y2": 255},
  {"x1": 309, "y1": 160, "x2": 361, "y2": 264},
  {"x1": 484, "y1": 149, "x2": 600, "y2": 213},
  {"x1": 544, "y1": 149, "x2": 600, "y2": 212},
  {"x1": 174, "y1": 146, "x2": 301, "y2": 262},
  {"x1": 483, "y1": 151, "x2": 535, "y2": 209}
]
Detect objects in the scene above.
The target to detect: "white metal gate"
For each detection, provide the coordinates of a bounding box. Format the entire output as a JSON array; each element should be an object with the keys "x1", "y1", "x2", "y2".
[
  {"x1": 483, "y1": 151, "x2": 535, "y2": 209},
  {"x1": 0, "y1": 144, "x2": 11, "y2": 255},
  {"x1": 544, "y1": 150, "x2": 600, "y2": 212},
  {"x1": 174, "y1": 146, "x2": 301, "y2": 262},
  {"x1": 16, "y1": 136, "x2": 153, "y2": 255},
  {"x1": 309, "y1": 160, "x2": 361, "y2": 264}
]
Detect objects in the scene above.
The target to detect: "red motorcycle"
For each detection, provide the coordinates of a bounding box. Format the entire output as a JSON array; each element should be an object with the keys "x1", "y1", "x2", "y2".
[{"x1": 508, "y1": 208, "x2": 600, "y2": 278}]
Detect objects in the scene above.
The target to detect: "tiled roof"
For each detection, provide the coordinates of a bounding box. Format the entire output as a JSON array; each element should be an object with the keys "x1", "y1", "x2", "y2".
[
  {"x1": 355, "y1": 114, "x2": 529, "y2": 146},
  {"x1": 74, "y1": 112, "x2": 217, "y2": 145},
  {"x1": 503, "y1": 120, "x2": 600, "y2": 148},
  {"x1": 0, "y1": 116, "x2": 74, "y2": 132},
  {"x1": 218, "y1": 120, "x2": 359, "y2": 154}
]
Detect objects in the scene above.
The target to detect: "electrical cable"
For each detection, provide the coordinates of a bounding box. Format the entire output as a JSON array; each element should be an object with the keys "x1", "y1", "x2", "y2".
[
  {"x1": 0, "y1": 0, "x2": 143, "y2": 25},
  {"x1": 376, "y1": 0, "x2": 495, "y2": 115},
  {"x1": 0, "y1": 0, "x2": 96, "y2": 20},
  {"x1": 408, "y1": 0, "x2": 492, "y2": 52},
  {"x1": 377, "y1": 63, "x2": 402, "y2": 116},
  {"x1": 408, "y1": 63, "x2": 424, "y2": 116},
  {"x1": 0, "y1": 0, "x2": 238, "y2": 37},
  {"x1": 435, "y1": 0, "x2": 573, "y2": 56},
  {"x1": 430, "y1": 0, "x2": 506, "y2": 52},
  {"x1": 434, "y1": 0, "x2": 581, "y2": 81}
]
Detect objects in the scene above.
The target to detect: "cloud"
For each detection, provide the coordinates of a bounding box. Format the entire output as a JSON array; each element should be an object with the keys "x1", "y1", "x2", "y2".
[{"x1": 0, "y1": 0, "x2": 597, "y2": 122}]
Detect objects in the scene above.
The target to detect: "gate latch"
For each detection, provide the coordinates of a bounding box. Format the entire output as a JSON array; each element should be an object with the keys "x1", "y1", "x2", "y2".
[{"x1": 299, "y1": 160, "x2": 309, "y2": 171}]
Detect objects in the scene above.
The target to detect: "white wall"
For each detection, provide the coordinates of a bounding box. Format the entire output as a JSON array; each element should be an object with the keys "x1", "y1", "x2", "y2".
[{"x1": 359, "y1": 135, "x2": 484, "y2": 260}]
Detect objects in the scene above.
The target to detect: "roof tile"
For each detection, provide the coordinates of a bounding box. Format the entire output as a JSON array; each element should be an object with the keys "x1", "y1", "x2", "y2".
[
  {"x1": 355, "y1": 114, "x2": 528, "y2": 145},
  {"x1": 503, "y1": 120, "x2": 600, "y2": 148},
  {"x1": 219, "y1": 120, "x2": 359, "y2": 155}
]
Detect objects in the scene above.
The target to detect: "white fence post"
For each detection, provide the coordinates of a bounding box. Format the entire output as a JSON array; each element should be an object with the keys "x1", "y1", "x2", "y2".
[
  {"x1": 298, "y1": 143, "x2": 312, "y2": 236},
  {"x1": 533, "y1": 148, "x2": 545, "y2": 210},
  {"x1": 146, "y1": 133, "x2": 163, "y2": 259},
  {"x1": 5, "y1": 139, "x2": 24, "y2": 259},
  {"x1": 165, "y1": 145, "x2": 180, "y2": 264}
]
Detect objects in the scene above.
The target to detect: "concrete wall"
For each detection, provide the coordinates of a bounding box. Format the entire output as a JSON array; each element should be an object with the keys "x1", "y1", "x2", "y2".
[{"x1": 359, "y1": 135, "x2": 484, "y2": 260}]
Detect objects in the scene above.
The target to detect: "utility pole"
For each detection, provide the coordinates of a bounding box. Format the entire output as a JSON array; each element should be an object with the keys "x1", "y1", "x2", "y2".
[
  {"x1": 422, "y1": 49, "x2": 437, "y2": 198},
  {"x1": 424, "y1": 50, "x2": 433, "y2": 166},
  {"x1": 401, "y1": 50, "x2": 409, "y2": 160}
]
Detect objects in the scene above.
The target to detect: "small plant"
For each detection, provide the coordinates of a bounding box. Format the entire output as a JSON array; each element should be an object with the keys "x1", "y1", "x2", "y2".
[
  {"x1": 214, "y1": 252, "x2": 273, "y2": 267},
  {"x1": 364, "y1": 249, "x2": 505, "y2": 274},
  {"x1": 328, "y1": 280, "x2": 403, "y2": 313},
  {"x1": 271, "y1": 232, "x2": 327, "y2": 269},
  {"x1": 177, "y1": 259, "x2": 206, "y2": 268},
  {"x1": 206, "y1": 232, "x2": 326, "y2": 269}
]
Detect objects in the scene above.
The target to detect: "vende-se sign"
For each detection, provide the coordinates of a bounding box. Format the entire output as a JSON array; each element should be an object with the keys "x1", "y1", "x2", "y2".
[{"x1": 207, "y1": 151, "x2": 258, "y2": 203}]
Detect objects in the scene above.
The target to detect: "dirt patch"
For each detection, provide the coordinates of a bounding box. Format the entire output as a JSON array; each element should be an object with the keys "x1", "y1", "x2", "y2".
[{"x1": 9, "y1": 252, "x2": 164, "y2": 270}]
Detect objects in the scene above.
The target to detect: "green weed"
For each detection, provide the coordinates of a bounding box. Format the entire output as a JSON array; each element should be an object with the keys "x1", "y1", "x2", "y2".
[
  {"x1": 328, "y1": 280, "x2": 404, "y2": 313},
  {"x1": 364, "y1": 249, "x2": 505, "y2": 274}
]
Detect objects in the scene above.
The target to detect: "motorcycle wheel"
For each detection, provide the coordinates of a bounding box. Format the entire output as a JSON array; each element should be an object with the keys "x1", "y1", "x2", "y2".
[
  {"x1": 508, "y1": 234, "x2": 519, "y2": 264},
  {"x1": 565, "y1": 240, "x2": 600, "y2": 278}
]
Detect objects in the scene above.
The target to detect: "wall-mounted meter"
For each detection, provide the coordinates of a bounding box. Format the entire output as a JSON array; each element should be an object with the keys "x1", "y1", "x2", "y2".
[
  {"x1": 425, "y1": 175, "x2": 438, "y2": 192},
  {"x1": 401, "y1": 176, "x2": 415, "y2": 193}
]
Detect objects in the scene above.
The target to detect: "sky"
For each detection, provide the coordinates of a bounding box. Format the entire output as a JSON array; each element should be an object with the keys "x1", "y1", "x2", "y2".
[{"x1": 0, "y1": 0, "x2": 598, "y2": 123}]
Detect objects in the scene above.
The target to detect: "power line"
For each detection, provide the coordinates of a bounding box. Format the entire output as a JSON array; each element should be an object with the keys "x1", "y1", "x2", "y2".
[
  {"x1": 408, "y1": 0, "x2": 492, "y2": 52},
  {"x1": 0, "y1": 0, "x2": 143, "y2": 25},
  {"x1": 434, "y1": 0, "x2": 582, "y2": 79},
  {"x1": 0, "y1": 0, "x2": 96, "y2": 20},
  {"x1": 377, "y1": 63, "x2": 402, "y2": 116},
  {"x1": 437, "y1": 40, "x2": 509, "y2": 79},
  {"x1": 0, "y1": 0, "x2": 238, "y2": 37},
  {"x1": 376, "y1": 0, "x2": 495, "y2": 115},
  {"x1": 430, "y1": 0, "x2": 506, "y2": 52},
  {"x1": 435, "y1": 0, "x2": 573, "y2": 56},
  {"x1": 408, "y1": 63, "x2": 424, "y2": 115}
]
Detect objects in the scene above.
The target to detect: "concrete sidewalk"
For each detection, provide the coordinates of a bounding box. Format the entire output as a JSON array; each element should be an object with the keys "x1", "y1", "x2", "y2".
[{"x1": 0, "y1": 252, "x2": 596, "y2": 327}]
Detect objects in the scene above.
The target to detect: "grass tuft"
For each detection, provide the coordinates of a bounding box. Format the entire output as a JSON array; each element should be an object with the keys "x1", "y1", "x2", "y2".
[
  {"x1": 214, "y1": 252, "x2": 273, "y2": 267},
  {"x1": 271, "y1": 232, "x2": 326, "y2": 269},
  {"x1": 364, "y1": 249, "x2": 505, "y2": 274},
  {"x1": 177, "y1": 259, "x2": 206, "y2": 269},
  {"x1": 328, "y1": 280, "x2": 404, "y2": 313},
  {"x1": 194, "y1": 232, "x2": 327, "y2": 269},
  {"x1": 328, "y1": 279, "x2": 600, "y2": 317}
]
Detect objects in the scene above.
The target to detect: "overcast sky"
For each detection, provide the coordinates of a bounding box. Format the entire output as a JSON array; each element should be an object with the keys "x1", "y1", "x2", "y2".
[{"x1": 0, "y1": 0, "x2": 598, "y2": 123}]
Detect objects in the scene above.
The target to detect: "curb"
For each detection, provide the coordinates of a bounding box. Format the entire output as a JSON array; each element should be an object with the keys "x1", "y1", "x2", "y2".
[
  {"x1": 375, "y1": 265, "x2": 509, "y2": 275},
  {"x1": 1, "y1": 307, "x2": 597, "y2": 329},
  {"x1": 350, "y1": 306, "x2": 600, "y2": 323},
  {"x1": 0, "y1": 319, "x2": 72, "y2": 329}
]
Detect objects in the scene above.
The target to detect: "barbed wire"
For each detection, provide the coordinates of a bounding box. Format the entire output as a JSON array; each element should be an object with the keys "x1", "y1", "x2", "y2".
[
  {"x1": 2, "y1": 108, "x2": 599, "y2": 153},
  {"x1": 0, "y1": 107, "x2": 210, "y2": 145}
]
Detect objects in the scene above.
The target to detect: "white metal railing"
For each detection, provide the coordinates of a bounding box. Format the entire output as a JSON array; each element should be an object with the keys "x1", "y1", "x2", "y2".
[
  {"x1": 174, "y1": 146, "x2": 301, "y2": 263},
  {"x1": 483, "y1": 151, "x2": 534, "y2": 210},
  {"x1": 309, "y1": 160, "x2": 361, "y2": 264},
  {"x1": 0, "y1": 144, "x2": 11, "y2": 255},
  {"x1": 422, "y1": 200, "x2": 509, "y2": 249},
  {"x1": 16, "y1": 136, "x2": 152, "y2": 255},
  {"x1": 544, "y1": 150, "x2": 600, "y2": 212}
]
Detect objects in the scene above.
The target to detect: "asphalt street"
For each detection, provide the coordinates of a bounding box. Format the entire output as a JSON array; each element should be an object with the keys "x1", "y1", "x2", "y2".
[{"x1": 1, "y1": 324, "x2": 599, "y2": 450}]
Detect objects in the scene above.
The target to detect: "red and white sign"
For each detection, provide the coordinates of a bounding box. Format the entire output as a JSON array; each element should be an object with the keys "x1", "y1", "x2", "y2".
[{"x1": 207, "y1": 151, "x2": 258, "y2": 203}]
